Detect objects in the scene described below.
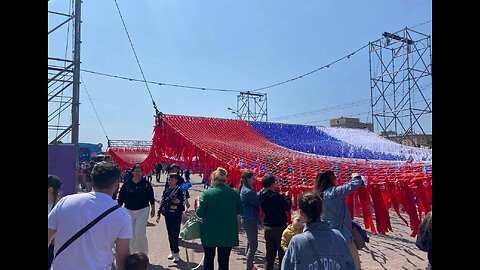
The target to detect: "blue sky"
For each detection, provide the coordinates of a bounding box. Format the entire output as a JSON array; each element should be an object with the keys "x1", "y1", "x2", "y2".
[{"x1": 48, "y1": 0, "x2": 432, "y2": 147}]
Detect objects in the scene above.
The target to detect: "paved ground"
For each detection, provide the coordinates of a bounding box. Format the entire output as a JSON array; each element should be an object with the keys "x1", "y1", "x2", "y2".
[{"x1": 139, "y1": 174, "x2": 428, "y2": 270}]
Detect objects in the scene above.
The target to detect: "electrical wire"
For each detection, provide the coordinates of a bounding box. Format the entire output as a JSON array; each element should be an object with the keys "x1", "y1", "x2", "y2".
[
  {"x1": 81, "y1": 43, "x2": 370, "y2": 94},
  {"x1": 81, "y1": 69, "x2": 242, "y2": 93},
  {"x1": 80, "y1": 76, "x2": 110, "y2": 141},
  {"x1": 113, "y1": 0, "x2": 159, "y2": 113}
]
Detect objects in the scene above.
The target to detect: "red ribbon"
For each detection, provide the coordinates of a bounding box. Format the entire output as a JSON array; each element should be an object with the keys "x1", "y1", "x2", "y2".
[{"x1": 107, "y1": 114, "x2": 431, "y2": 237}]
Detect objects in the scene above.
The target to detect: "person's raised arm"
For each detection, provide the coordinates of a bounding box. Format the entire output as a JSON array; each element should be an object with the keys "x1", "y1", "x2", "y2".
[{"x1": 331, "y1": 175, "x2": 364, "y2": 198}]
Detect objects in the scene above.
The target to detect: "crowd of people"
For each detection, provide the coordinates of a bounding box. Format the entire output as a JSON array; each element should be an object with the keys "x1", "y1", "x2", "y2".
[{"x1": 49, "y1": 161, "x2": 432, "y2": 270}]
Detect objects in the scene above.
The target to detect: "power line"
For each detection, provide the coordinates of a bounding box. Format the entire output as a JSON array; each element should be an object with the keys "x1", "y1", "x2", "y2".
[
  {"x1": 270, "y1": 99, "x2": 370, "y2": 121},
  {"x1": 81, "y1": 43, "x2": 370, "y2": 94},
  {"x1": 271, "y1": 84, "x2": 431, "y2": 121},
  {"x1": 80, "y1": 76, "x2": 110, "y2": 141},
  {"x1": 80, "y1": 69, "x2": 242, "y2": 93},
  {"x1": 81, "y1": 20, "x2": 430, "y2": 95},
  {"x1": 250, "y1": 20, "x2": 431, "y2": 92},
  {"x1": 259, "y1": 21, "x2": 431, "y2": 94},
  {"x1": 410, "y1": 20, "x2": 432, "y2": 29},
  {"x1": 250, "y1": 44, "x2": 369, "y2": 92},
  {"x1": 303, "y1": 97, "x2": 432, "y2": 125},
  {"x1": 113, "y1": 0, "x2": 159, "y2": 113},
  {"x1": 83, "y1": 64, "x2": 431, "y2": 122}
]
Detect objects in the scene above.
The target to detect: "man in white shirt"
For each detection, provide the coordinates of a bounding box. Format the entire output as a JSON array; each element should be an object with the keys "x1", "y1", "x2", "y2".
[{"x1": 48, "y1": 162, "x2": 132, "y2": 270}]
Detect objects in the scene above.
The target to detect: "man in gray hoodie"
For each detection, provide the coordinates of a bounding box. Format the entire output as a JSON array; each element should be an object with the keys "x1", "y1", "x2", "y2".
[{"x1": 282, "y1": 192, "x2": 354, "y2": 270}]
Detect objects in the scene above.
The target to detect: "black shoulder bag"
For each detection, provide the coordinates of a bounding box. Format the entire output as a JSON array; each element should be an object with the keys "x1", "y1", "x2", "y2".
[{"x1": 53, "y1": 205, "x2": 120, "y2": 259}]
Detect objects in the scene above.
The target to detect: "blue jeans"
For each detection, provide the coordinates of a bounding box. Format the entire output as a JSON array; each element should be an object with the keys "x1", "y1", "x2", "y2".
[{"x1": 242, "y1": 220, "x2": 258, "y2": 270}]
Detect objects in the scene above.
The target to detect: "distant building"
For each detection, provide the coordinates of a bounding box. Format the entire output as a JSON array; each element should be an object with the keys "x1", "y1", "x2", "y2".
[
  {"x1": 330, "y1": 117, "x2": 374, "y2": 132},
  {"x1": 379, "y1": 131, "x2": 397, "y2": 137},
  {"x1": 384, "y1": 134, "x2": 432, "y2": 148}
]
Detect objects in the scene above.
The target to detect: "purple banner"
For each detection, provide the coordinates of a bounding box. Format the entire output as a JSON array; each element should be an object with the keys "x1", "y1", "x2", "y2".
[{"x1": 48, "y1": 144, "x2": 78, "y2": 196}]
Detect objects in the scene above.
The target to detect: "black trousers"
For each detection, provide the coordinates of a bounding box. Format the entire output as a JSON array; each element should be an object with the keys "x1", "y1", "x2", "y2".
[
  {"x1": 203, "y1": 246, "x2": 232, "y2": 270},
  {"x1": 264, "y1": 226, "x2": 286, "y2": 270},
  {"x1": 165, "y1": 213, "x2": 182, "y2": 253},
  {"x1": 156, "y1": 172, "x2": 161, "y2": 182}
]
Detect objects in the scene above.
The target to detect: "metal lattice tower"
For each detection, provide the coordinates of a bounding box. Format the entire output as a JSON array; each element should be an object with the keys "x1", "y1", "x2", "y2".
[
  {"x1": 369, "y1": 27, "x2": 432, "y2": 146},
  {"x1": 236, "y1": 92, "x2": 268, "y2": 121},
  {"x1": 48, "y1": 0, "x2": 81, "y2": 144}
]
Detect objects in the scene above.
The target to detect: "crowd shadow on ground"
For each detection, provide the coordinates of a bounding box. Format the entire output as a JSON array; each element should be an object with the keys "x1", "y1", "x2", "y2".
[
  {"x1": 146, "y1": 244, "x2": 203, "y2": 270},
  {"x1": 179, "y1": 239, "x2": 204, "y2": 253},
  {"x1": 362, "y1": 239, "x2": 426, "y2": 270},
  {"x1": 356, "y1": 214, "x2": 427, "y2": 270},
  {"x1": 232, "y1": 226, "x2": 282, "y2": 270},
  {"x1": 147, "y1": 261, "x2": 201, "y2": 270}
]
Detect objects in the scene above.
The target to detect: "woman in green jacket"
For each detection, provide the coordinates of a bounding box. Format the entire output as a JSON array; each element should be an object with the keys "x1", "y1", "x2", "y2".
[{"x1": 196, "y1": 167, "x2": 243, "y2": 270}]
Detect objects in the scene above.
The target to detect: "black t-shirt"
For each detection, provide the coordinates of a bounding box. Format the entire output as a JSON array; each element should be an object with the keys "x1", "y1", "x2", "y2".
[
  {"x1": 118, "y1": 177, "x2": 155, "y2": 210},
  {"x1": 258, "y1": 189, "x2": 292, "y2": 227}
]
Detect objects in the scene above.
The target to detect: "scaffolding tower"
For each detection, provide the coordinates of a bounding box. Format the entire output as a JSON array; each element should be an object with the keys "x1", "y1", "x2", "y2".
[
  {"x1": 369, "y1": 27, "x2": 432, "y2": 146},
  {"x1": 107, "y1": 140, "x2": 152, "y2": 149},
  {"x1": 235, "y1": 92, "x2": 268, "y2": 122},
  {"x1": 48, "y1": 0, "x2": 81, "y2": 144}
]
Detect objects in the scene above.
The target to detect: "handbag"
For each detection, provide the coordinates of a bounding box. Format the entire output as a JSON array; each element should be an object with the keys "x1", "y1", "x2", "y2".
[
  {"x1": 351, "y1": 221, "x2": 368, "y2": 249},
  {"x1": 180, "y1": 215, "x2": 202, "y2": 240},
  {"x1": 323, "y1": 203, "x2": 369, "y2": 250}
]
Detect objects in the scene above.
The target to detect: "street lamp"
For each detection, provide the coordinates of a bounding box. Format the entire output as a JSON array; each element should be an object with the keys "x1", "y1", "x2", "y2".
[{"x1": 227, "y1": 107, "x2": 239, "y2": 119}]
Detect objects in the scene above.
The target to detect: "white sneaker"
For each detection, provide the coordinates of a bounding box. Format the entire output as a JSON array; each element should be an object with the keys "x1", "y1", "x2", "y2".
[
  {"x1": 167, "y1": 252, "x2": 174, "y2": 260},
  {"x1": 173, "y1": 253, "x2": 180, "y2": 262}
]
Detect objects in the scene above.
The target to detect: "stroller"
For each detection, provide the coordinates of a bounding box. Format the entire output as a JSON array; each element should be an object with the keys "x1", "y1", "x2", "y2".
[{"x1": 180, "y1": 210, "x2": 204, "y2": 269}]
